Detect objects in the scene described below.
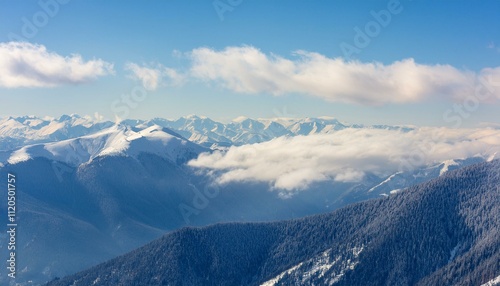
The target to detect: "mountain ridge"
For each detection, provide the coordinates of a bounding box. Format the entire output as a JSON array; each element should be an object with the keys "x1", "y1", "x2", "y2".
[
  {"x1": 0, "y1": 114, "x2": 416, "y2": 151},
  {"x1": 45, "y1": 159, "x2": 500, "y2": 286},
  {"x1": 1, "y1": 114, "x2": 498, "y2": 285},
  {"x1": 4, "y1": 124, "x2": 206, "y2": 167}
]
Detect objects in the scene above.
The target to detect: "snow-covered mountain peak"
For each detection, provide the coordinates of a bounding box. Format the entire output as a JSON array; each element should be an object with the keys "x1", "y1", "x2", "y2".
[
  {"x1": 232, "y1": 116, "x2": 250, "y2": 123},
  {"x1": 184, "y1": 114, "x2": 208, "y2": 121},
  {"x1": 5, "y1": 124, "x2": 206, "y2": 167},
  {"x1": 0, "y1": 114, "x2": 419, "y2": 151}
]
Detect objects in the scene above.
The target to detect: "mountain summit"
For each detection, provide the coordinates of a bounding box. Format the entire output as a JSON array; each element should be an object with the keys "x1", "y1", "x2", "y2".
[{"x1": 6, "y1": 124, "x2": 205, "y2": 166}]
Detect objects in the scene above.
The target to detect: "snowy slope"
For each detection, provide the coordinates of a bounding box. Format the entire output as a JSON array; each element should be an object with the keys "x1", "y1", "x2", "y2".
[
  {"x1": 482, "y1": 275, "x2": 500, "y2": 286},
  {"x1": 261, "y1": 246, "x2": 365, "y2": 286},
  {"x1": 0, "y1": 114, "x2": 114, "y2": 151},
  {"x1": 4, "y1": 124, "x2": 206, "y2": 166},
  {"x1": 45, "y1": 160, "x2": 500, "y2": 286},
  {"x1": 0, "y1": 115, "x2": 496, "y2": 285},
  {"x1": 365, "y1": 157, "x2": 486, "y2": 196},
  {"x1": 0, "y1": 114, "x2": 416, "y2": 150}
]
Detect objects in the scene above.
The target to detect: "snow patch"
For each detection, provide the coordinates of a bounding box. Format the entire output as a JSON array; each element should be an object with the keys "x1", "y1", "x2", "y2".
[
  {"x1": 7, "y1": 148, "x2": 32, "y2": 164},
  {"x1": 301, "y1": 249, "x2": 339, "y2": 282},
  {"x1": 439, "y1": 159, "x2": 459, "y2": 176},
  {"x1": 487, "y1": 152, "x2": 497, "y2": 162},
  {"x1": 481, "y1": 275, "x2": 500, "y2": 286},
  {"x1": 38, "y1": 121, "x2": 65, "y2": 136},
  {"x1": 260, "y1": 246, "x2": 364, "y2": 286},
  {"x1": 368, "y1": 172, "x2": 401, "y2": 192},
  {"x1": 260, "y1": 262, "x2": 303, "y2": 286},
  {"x1": 390, "y1": 189, "x2": 402, "y2": 195}
]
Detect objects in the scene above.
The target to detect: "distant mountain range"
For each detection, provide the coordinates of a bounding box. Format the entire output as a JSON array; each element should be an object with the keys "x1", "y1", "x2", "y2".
[
  {"x1": 0, "y1": 114, "x2": 414, "y2": 150},
  {"x1": 45, "y1": 160, "x2": 500, "y2": 286},
  {"x1": 0, "y1": 115, "x2": 496, "y2": 285}
]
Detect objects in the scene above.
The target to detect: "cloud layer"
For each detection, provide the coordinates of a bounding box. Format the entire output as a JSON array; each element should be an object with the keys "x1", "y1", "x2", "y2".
[
  {"x1": 168, "y1": 46, "x2": 500, "y2": 105},
  {"x1": 125, "y1": 62, "x2": 184, "y2": 91},
  {"x1": 0, "y1": 42, "x2": 114, "y2": 88},
  {"x1": 189, "y1": 127, "x2": 500, "y2": 190}
]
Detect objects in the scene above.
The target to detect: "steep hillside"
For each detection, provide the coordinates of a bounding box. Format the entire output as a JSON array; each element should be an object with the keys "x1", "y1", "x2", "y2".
[{"x1": 46, "y1": 160, "x2": 499, "y2": 286}]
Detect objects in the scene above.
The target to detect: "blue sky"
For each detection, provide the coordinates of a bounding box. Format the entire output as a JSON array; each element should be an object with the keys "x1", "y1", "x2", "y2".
[{"x1": 0, "y1": 0, "x2": 499, "y2": 127}]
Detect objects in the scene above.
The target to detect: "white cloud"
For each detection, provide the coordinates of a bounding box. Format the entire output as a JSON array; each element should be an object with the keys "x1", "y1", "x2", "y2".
[
  {"x1": 168, "y1": 46, "x2": 500, "y2": 105},
  {"x1": 189, "y1": 127, "x2": 500, "y2": 190},
  {"x1": 163, "y1": 67, "x2": 185, "y2": 86},
  {"x1": 125, "y1": 62, "x2": 185, "y2": 91},
  {"x1": 0, "y1": 42, "x2": 114, "y2": 88},
  {"x1": 125, "y1": 63, "x2": 161, "y2": 91},
  {"x1": 487, "y1": 42, "x2": 500, "y2": 53}
]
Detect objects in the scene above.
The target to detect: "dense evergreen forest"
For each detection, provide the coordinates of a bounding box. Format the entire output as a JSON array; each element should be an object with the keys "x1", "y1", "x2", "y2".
[{"x1": 47, "y1": 160, "x2": 500, "y2": 286}]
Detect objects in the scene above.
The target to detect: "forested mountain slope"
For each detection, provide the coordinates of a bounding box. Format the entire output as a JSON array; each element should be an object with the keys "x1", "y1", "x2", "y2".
[{"x1": 46, "y1": 160, "x2": 500, "y2": 286}]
